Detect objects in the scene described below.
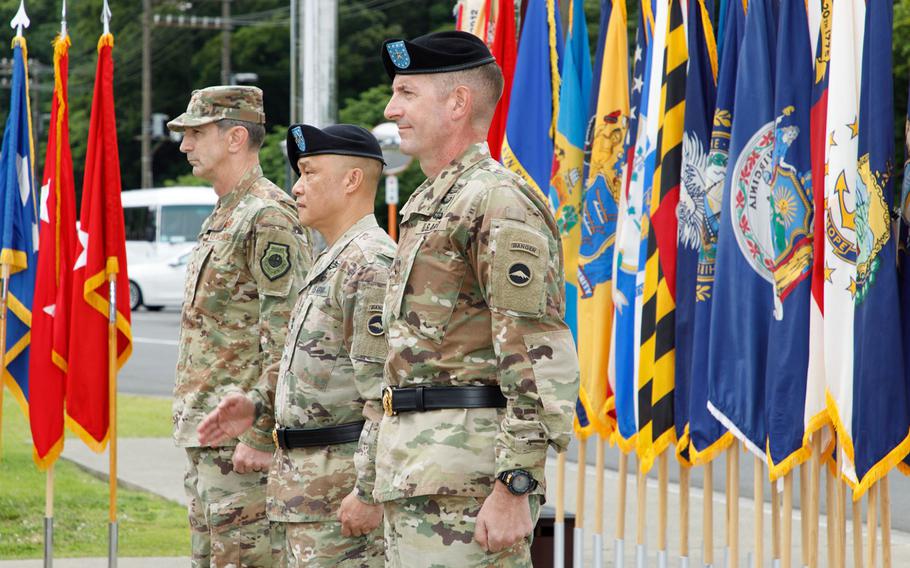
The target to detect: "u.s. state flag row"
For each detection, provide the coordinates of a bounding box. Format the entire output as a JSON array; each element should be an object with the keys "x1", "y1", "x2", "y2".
[
  {"x1": 0, "y1": 27, "x2": 132, "y2": 469},
  {"x1": 466, "y1": 0, "x2": 910, "y2": 498}
]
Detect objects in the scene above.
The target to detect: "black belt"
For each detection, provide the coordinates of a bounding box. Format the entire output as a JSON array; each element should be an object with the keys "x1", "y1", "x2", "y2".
[
  {"x1": 272, "y1": 421, "x2": 365, "y2": 449},
  {"x1": 382, "y1": 385, "x2": 506, "y2": 416}
]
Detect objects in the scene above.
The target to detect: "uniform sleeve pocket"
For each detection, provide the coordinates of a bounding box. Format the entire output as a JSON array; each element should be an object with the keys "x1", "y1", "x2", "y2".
[
  {"x1": 489, "y1": 220, "x2": 549, "y2": 317},
  {"x1": 185, "y1": 242, "x2": 214, "y2": 307},
  {"x1": 351, "y1": 283, "x2": 389, "y2": 362}
]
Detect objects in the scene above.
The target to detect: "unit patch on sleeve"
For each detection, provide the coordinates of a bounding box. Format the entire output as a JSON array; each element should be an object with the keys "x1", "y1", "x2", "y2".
[{"x1": 261, "y1": 242, "x2": 291, "y2": 281}]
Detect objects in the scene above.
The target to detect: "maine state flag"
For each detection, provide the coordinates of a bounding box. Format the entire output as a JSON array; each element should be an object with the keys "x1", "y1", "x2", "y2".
[
  {"x1": 0, "y1": 36, "x2": 38, "y2": 419},
  {"x1": 707, "y1": 0, "x2": 777, "y2": 459}
]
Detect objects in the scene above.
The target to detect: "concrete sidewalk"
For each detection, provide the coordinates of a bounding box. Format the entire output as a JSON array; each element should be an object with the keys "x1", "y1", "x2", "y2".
[{"x1": 5, "y1": 438, "x2": 910, "y2": 567}]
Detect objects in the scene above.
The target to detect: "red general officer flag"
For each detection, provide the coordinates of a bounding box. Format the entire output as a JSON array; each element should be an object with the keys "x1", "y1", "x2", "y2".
[
  {"x1": 65, "y1": 33, "x2": 132, "y2": 451},
  {"x1": 29, "y1": 35, "x2": 78, "y2": 468}
]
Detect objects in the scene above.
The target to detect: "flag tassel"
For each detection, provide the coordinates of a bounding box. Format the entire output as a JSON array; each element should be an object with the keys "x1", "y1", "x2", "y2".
[
  {"x1": 554, "y1": 451, "x2": 566, "y2": 568},
  {"x1": 108, "y1": 274, "x2": 118, "y2": 568},
  {"x1": 593, "y1": 437, "x2": 605, "y2": 568},
  {"x1": 704, "y1": 462, "x2": 714, "y2": 568}
]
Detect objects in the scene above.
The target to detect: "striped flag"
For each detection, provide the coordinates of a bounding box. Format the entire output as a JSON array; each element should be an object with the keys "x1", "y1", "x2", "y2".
[
  {"x1": 611, "y1": 0, "x2": 652, "y2": 453},
  {"x1": 575, "y1": 0, "x2": 627, "y2": 439},
  {"x1": 707, "y1": 0, "x2": 777, "y2": 459},
  {"x1": 28, "y1": 35, "x2": 77, "y2": 469},
  {"x1": 637, "y1": 0, "x2": 686, "y2": 472},
  {"x1": 674, "y1": 0, "x2": 717, "y2": 465},
  {"x1": 686, "y1": 0, "x2": 744, "y2": 466},
  {"x1": 764, "y1": 0, "x2": 815, "y2": 481}
]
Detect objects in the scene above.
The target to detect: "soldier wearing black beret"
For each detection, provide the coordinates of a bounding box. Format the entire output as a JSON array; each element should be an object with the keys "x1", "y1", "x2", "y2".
[
  {"x1": 198, "y1": 124, "x2": 396, "y2": 567},
  {"x1": 374, "y1": 29, "x2": 579, "y2": 568}
]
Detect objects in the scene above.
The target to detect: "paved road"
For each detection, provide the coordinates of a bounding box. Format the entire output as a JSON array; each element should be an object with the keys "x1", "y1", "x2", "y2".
[{"x1": 120, "y1": 309, "x2": 910, "y2": 532}]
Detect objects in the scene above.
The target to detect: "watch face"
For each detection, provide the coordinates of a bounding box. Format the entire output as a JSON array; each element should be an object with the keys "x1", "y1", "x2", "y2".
[{"x1": 510, "y1": 472, "x2": 531, "y2": 493}]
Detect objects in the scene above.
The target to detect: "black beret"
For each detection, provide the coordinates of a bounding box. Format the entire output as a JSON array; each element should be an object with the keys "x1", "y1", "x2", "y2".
[
  {"x1": 286, "y1": 124, "x2": 385, "y2": 175},
  {"x1": 381, "y1": 30, "x2": 496, "y2": 79}
]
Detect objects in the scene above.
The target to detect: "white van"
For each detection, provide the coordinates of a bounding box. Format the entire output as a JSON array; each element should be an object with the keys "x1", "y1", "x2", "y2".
[{"x1": 122, "y1": 186, "x2": 217, "y2": 310}]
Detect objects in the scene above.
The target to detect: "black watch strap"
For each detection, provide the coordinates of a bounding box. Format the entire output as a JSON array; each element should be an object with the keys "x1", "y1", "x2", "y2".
[{"x1": 497, "y1": 469, "x2": 538, "y2": 496}]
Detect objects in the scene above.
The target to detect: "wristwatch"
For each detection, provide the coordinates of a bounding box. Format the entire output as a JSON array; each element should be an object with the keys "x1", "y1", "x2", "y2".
[{"x1": 497, "y1": 469, "x2": 538, "y2": 496}]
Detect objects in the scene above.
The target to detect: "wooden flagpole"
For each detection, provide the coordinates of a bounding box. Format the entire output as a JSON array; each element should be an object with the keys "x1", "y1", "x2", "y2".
[
  {"x1": 658, "y1": 452, "x2": 669, "y2": 568},
  {"x1": 574, "y1": 439, "x2": 587, "y2": 568},
  {"x1": 680, "y1": 464, "x2": 690, "y2": 566},
  {"x1": 783, "y1": 472, "x2": 793, "y2": 568},
  {"x1": 727, "y1": 449, "x2": 733, "y2": 567},
  {"x1": 800, "y1": 462, "x2": 809, "y2": 568},
  {"x1": 615, "y1": 451, "x2": 629, "y2": 568},
  {"x1": 594, "y1": 437, "x2": 606, "y2": 567},
  {"x1": 108, "y1": 273, "x2": 118, "y2": 568},
  {"x1": 754, "y1": 457, "x2": 763, "y2": 568},
  {"x1": 837, "y1": 457, "x2": 846, "y2": 568},
  {"x1": 866, "y1": 481, "x2": 877, "y2": 568},
  {"x1": 637, "y1": 455, "x2": 647, "y2": 568},
  {"x1": 704, "y1": 461, "x2": 714, "y2": 568},
  {"x1": 881, "y1": 477, "x2": 891, "y2": 568},
  {"x1": 555, "y1": 451, "x2": 566, "y2": 568},
  {"x1": 45, "y1": 465, "x2": 54, "y2": 568},
  {"x1": 771, "y1": 475, "x2": 780, "y2": 567},
  {"x1": 731, "y1": 444, "x2": 740, "y2": 568},
  {"x1": 826, "y1": 464, "x2": 836, "y2": 568},
  {"x1": 853, "y1": 493, "x2": 862, "y2": 568},
  {"x1": 808, "y1": 436, "x2": 821, "y2": 568},
  {"x1": 0, "y1": 264, "x2": 10, "y2": 460}
]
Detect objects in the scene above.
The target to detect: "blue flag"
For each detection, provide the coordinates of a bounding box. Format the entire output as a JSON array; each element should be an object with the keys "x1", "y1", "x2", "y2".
[
  {"x1": 847, "y1": 0, "x2": 910, "y2": 498},
  {"x1": 675, "y1": 0, "x2": 717, "y2": 464},
  {"x1": 0, "y1": 37, "x2": 38, "y2": 417},
  {"x1": 502, "y1": 0, "x2": 563, "y2": 199},
  {"x1": 687, "y1": 0, "x2": 744, "y2": 465},
  {"x1": 764, "y1": 0, "x2": 814, "y2": 480},
  {"x1": 707, "y1": 0, "x2": 777, "y2": 459}
]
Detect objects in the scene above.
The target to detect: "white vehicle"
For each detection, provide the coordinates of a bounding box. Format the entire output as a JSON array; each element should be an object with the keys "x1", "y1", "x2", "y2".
[{"x1": 122, "y1": 186, "x2": 216, "y2": 310}]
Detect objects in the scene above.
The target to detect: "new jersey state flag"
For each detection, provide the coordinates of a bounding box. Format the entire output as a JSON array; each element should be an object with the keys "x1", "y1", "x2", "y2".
[
  {"x1": 0, "y1": 35, "x2": 38, "y2": 421},
  {"x1": 65, "y1": 34, "x2": 132, "y2": 451},
  {"x1": 687, "y1": 0, "x2": 743, "y2": 466},
  {"x1": 29, "y1": 35, "x2": 77, "y2": 469},
  {"x1": 707, "y1": 0, "x2": 777, "y2": 460},
  {"x1": 576, "y1": 0, "x2": 628, "y2": 440}
]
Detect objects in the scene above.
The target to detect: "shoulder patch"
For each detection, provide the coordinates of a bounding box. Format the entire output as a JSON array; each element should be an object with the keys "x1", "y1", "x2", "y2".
[{"x1": 260, "y1": 242, "x2": 291, "y2": 281}]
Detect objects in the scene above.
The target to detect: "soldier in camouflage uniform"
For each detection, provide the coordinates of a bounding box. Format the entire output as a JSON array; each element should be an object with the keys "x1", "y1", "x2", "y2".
[
  {"x1": 375, "y1": 31, "x2": 580, "y2": 566},
  {"x1": 197, "y1": 124, "x2": 395, "y2": 568},
  {"x1": 169, "y1": 86, "x2": 312, "y2": 568}
]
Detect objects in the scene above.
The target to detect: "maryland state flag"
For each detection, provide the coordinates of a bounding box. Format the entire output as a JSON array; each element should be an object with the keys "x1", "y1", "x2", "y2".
[
  {"x1": 675, "y1": 0, "x2": 717, "y2": 465},
  {"x1": 707, "y1": 0, "x2": 777, "y2": 459},
  {"x1": 687, "y1": 0, "x2": 743, "y2": 466},
  {"x1": 65, "y1": 34, "x2": 132, "y2": 450},
  {"x1": 0, "y1": 35, "x2": 38, "y2": 422},
  {"x1": 840, "y1": 0, "x2": 910, "y2": 497},
  {"x1": 764, "y1": 0, "x2": 814, "y2": 481},
  {"x1": 502, "y1": 0, "x2": 562, "y2": 200},
  {"x1": 637, "y1": 0, "x2": 686, "y2": 472},
  {"x1": 28, "y1": 35, "x2": 77, "y2": 469},
  {"x1": 575, "y1": 0, "x2": 626, "y2": 440}
]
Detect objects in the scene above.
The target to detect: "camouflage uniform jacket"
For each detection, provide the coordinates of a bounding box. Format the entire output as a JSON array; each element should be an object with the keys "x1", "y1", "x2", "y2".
[
  {"x1": 374, "y1": 143, "x2": 580, "y2": 503},
  {"x1": 173, "y1": 165, "x2": 311, "y2": 451},
  {"x1": 248, "y1": 214, "x2": 395, "y2": 522}
]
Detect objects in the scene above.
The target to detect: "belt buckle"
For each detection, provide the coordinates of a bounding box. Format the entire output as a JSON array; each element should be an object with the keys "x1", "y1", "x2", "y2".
[
  {"x1": 272, "y1": 428, "x2": 279, "y2": 448},
  {"x1": 382, "y1": 387, "x2": 396, "y2": 417}
]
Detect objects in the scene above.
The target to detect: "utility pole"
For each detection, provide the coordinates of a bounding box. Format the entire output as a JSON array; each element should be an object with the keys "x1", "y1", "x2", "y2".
[
  {"x1": 221, "y1": 0, "x2": 231, "y2": 85},
  {"x1": 141, "y1": 0, "x2": 152, "y2": 188},
  {"x1": 299, "y1": 0, "x2": 337, "y2": 127}
]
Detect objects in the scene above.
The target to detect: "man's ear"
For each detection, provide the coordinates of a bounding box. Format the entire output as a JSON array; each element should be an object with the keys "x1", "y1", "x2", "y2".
[
  {"x1": 451, "y1": 85, "x2": 471, "y2": 122},
  {"x1": 227, "y1": 125, "x2": 250, "y2": 153},
  {"x1": 345, "y1": 167, "x2": 365, "y2": 195}
]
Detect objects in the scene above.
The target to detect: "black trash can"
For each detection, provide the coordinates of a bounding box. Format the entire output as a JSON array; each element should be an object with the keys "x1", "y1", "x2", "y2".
[{"x1": 530, "y1": 507, "x2": 574, "y2": 567}]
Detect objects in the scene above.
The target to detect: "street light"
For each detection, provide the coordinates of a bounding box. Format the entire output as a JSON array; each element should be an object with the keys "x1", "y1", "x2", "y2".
[{"x1": 371, "y1": 122, "x2": 412, "y2": 241}]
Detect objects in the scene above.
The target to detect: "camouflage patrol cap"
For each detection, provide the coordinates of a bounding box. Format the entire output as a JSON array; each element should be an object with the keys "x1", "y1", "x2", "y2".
[{"x1": 167, "y1": 85, "x2": 266, "y2": 132}]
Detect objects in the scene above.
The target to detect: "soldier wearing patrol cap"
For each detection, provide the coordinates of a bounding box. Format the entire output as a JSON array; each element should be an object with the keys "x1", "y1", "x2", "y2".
[
  {"x1": 197, "y1": 124, "x2": 395, "y2": 567},
  {"x1": 169, "y1": 85, "x2": 312, "y2": 567},
  {"x1": 375, "y1": 30, "x2": 580, "y2": 566}
]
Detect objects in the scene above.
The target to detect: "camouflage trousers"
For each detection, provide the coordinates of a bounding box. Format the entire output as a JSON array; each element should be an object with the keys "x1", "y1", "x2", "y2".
[
  {"x1": 184, "y1": 447, "x2": 271, "y2": 567},
  {"x1": 383, "y1": 494, "x2": 541, "y2": 568},
  {"x1": 269, "y1": 520, "x2": 383, "y2": 568}
]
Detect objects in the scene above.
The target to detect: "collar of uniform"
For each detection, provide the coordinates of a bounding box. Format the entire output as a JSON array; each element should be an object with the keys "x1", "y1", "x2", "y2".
[
  {"x1": 301, "y1": 214, "x2": 380, "y2": 289},
  {"x1": 400, "y1": 142, "x2": 490, "y2": 224},
  {"x1": 211, "y1": 164, "x2": 265, "y2": 227}
]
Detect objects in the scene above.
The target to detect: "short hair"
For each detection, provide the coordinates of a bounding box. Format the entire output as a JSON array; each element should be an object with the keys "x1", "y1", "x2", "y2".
[
  {"x1": 434, "y1": 62, "x2": 504, "y2": 128},
  {"x1": 217, "y1": 119, "x2": 266, "y2": 150},
  {"x1": 345, "y1": 156, "x2": 384, "y2": 195}
]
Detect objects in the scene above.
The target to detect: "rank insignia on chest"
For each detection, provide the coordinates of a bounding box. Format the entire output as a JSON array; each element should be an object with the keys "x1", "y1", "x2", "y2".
[
  {"x1": 261, "y1": 242, "x2": 291, "y2": 281},
  {"x1": 507, "y1": 262, "x2": 532, "y2": 287},
  {"x1": 367, "y1": 314, "x2": 384, "y2": 336}
]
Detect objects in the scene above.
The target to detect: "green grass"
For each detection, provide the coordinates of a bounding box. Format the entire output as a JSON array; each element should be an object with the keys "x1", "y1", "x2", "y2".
[{"x1": 0, "y1": 392, "x2": 189, "y2": 559}]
